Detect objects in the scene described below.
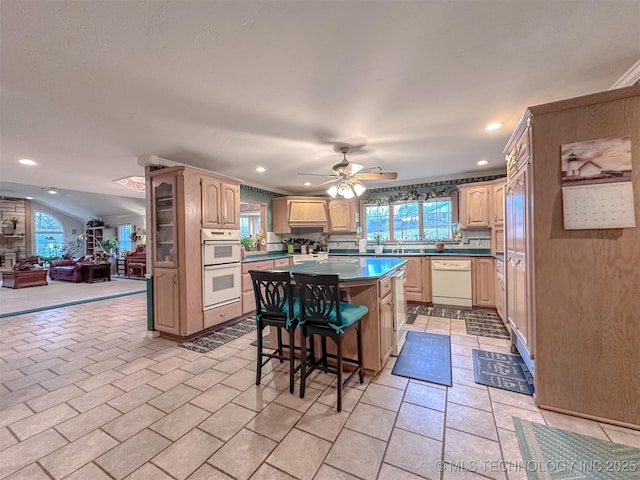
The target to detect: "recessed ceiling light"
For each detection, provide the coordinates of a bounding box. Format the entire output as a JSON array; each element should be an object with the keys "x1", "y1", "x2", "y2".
[
  {"x1": 304, "y1": 182, "x2": 311, "y2": 186},
  {"x1": 477, "y1": 160, "x2": 489, "y2": 166},
  {"x1": 485, "y1": 122, "x2": 503, "y2": 131},
  {"x1": 256, "y1": 166, "x2": 266, "y2": 173},
  {"x1": 48, "y1": 189, "x2": 57, "y2": 194},
  {"x1": 18, "y1": 159, "x2": 37, "y2": 165},
  {"x1": 26, "y1": 196, "x2": 33, "y2": 200}
]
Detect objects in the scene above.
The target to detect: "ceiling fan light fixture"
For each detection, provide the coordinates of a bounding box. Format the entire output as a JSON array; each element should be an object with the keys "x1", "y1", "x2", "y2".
[
  {"x1": 326, "y1": 185, "x2": 338, "y2": 198},
  {"x1": 352, "y1": 180, "x2": 366, "y2": 196}
]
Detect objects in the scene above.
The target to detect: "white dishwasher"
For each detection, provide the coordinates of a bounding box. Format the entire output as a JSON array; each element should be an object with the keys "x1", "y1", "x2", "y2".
[{"x1": 431, "y1": 259, "x2": 472, "y2": 307}]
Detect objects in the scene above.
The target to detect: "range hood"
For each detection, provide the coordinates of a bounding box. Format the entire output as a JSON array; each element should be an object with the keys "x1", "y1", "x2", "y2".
[{"x1": 288, "y1": 201, "x2": 328, "y2": 227}]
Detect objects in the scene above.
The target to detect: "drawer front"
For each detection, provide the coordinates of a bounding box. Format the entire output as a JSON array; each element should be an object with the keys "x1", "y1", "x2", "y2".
[
  {"x1": 274, "y1": 257, "x2": 291, "y2": 267},
  {"x1": 204, "y1": 301, "x2": 242, "y2": 329},
  {"x1": 379, "y1": 275, "x2": 392, "y2": 299},
  {"x1": 242, "y1": 291, "x2": 256, "y2": 315},
  {"x1": 242, "y1": 260, "x2": 275, "y2": 274},
  {"x1": 242, "y1": 273, "x2": 252, "y2": 293}
]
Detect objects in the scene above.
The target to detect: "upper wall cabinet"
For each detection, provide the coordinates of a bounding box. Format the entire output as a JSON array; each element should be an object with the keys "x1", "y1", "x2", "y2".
[
  {"x1": 459, "y1": 184, "x2": 491, "y2": 228},
  {"x1": 272, "y1": 197, "x2": 329, "y2": 233},
  {"x1": 492, "y1": 182, "x2": 505, "y2": 226},
  {"x1": 202, "y1": 176, "x2": 240, "y2": 230},
  {"x1": 327, "y1": 199, "x2": 356, "y2": 232}
]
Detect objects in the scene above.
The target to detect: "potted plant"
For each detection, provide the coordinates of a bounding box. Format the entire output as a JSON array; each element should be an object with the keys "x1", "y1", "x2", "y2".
[
  {"x1": 369, "y1": 233, "x2": 385, "y2": 255},
  {"x1": 240, "y1": 236, "x2": 254, "y2": 252}
]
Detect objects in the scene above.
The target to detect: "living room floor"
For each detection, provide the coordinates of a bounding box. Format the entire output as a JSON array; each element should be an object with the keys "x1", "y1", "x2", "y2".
[{"x1": 1, "y1": 295, "x2": 638, "y2": 480}]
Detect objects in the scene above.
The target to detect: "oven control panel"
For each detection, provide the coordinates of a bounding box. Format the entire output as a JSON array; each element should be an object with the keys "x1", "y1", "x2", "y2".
[{"x1": 201, "y1": 229, "x2": 240, "y2": 242}]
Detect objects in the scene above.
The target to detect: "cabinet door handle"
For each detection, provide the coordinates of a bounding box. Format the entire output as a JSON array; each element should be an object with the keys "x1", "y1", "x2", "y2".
[
  {"x1": 467, "y1": 216, "x2": 470, "y2": 224},
  {"x1": 217, "y1": 215, "x2": 220, "y2": 224}
]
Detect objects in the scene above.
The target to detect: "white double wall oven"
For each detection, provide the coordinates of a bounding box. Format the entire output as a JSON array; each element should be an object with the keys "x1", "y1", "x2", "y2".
[{"x1": 202, "y1": 229, "x2": 242, "y2": 310}]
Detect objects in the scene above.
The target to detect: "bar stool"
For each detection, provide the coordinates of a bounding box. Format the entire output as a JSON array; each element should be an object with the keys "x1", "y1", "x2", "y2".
[
  {"x1": 250, "y1": 270, "x2": 301, "y2": 394},
  {"x1": 293, "y1": 273, "x2": 367, "y2": 412}
]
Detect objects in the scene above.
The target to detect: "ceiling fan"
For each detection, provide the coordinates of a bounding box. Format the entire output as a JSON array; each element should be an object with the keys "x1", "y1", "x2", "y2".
[{"x1": 299, "y1": 146, "x2": 398, "y2": 199}]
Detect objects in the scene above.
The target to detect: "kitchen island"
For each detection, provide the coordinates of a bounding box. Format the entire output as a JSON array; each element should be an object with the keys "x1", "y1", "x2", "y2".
[{"x1": 268, "y1": 257, "x2": 407, "y2": 375}]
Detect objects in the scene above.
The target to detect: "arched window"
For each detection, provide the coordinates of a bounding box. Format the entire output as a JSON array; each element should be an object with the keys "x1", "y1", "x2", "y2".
[{"x1": 35, "y1": 212, "x2": 64, "y2": 258}]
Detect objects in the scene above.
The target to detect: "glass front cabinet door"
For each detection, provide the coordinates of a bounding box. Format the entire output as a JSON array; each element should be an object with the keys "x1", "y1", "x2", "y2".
[{"x1": 153, "y1": 176, "x2": 177, "y2": 267}]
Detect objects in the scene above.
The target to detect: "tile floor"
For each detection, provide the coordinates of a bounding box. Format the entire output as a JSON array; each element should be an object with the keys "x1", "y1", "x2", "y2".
[{"x1": 1, "y1": 295, "x2": 639, "y2": 480}]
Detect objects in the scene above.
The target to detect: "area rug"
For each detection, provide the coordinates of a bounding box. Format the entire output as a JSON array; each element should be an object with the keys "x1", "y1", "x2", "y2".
[
  {"x1": 472, "y1": 349, "x2": 534, "y2": 395},
  {"x1": 392, "y1": 331, "x2": 452, "y2": 386},
  {"x1": 513, "y1": 417, "x2": 640, "y2": 479},
  {"x1": 178, "y1": 317, "x2": 256, "y2": 354},
  {"x1": 407, "y1": 303, "x2": 509, "y2": 340}
]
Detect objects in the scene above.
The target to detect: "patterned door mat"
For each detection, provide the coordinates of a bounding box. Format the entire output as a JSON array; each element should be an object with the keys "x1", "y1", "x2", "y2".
[
  {"x1": 392, "y1": 331, "x2": 452, "y2": 386},
  {"x1": 407, "y1": 303, "x2": 510, "y2": 340},
  {"x1": 472, "y1": 349, "x2": 534, "y2": 395},
  {"x1": 178, "y1": 317, "x2": 256, "y2": 354},
  {"x1": 513, "y1": 417, "x2": 640, "y2": 479}
]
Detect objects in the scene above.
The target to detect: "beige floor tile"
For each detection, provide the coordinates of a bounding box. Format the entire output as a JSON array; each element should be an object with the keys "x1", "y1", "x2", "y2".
[
  {"x1": 107, "y1": 384, "x2": 162, "y2": 413},
  {"x1": 496, "y1": 427, "x2": 524, "y2": 467},
  {"x1": 372, "y1": 369, "x2": 409, "y2": 390},
  {"x1": 602, "y1": 426, "x2": 640, "y2": 448},
  {"x1": 186, "y1": 463, "x2": 234, "y2": 480},
  {"x1": 179, "y1": 357, "x2": 219, "y2": 375},
  {"x1": 114, "y1": 357, "x2": 157, "y2": 376},
  {"x1": 102, "y1": 404, "x2": 165, "y2": 441},
  {"x1": 295, "y1": 402, "x2": 350, "y2": 442},
  {"x1": 148, "y1": 356, "x2": 191, "y2": 375},
  {"x1": 487, "y1": 387, "x2": 537, "y2": 411},
  {"x1": 96, "y1": 429, "x2": 171, "y2": 480},
  {"x1": 444, "y1": 428, "x2": 506, "y2": 480},
  {"x1": 150, "y1": 403, "x2": 211, "y2": 441},
  {"x1": 0, "y1": 383, "x2": 49, "y2": 408},
  {"x1": 190, "y1": 383, "x2": 242, "y2": 413},
  {"x1": 246, "y1": 402, "x2": 302, "y2": 441},
  {"x1": 451, "y1": 344, "x2": 476, "y2": 357},
  {"x1": 54, "y1": 404, "x2": 121, "y2": 442},
  {"x1": 326, "y1": 428, "x2": 386, "y2": 479},
  {"x1": 198, "y1": 403, "x2": 257, "y2": 441},
  {"x1": 0, "y1": 403, "x2": 32, "y2": 428},
  {"x1": 146, "y1": 368, "x2": 195, "y2": 392},
  {"x1": 452, "y1": 367, "x2": 486, "y2": 389},
  {"x1": 448, "y1": 384, "x2": 491, "y2": 411},
  {"x1": 316, "y1": 381, "x2": 364, "y2": 412},
  {"x1": 125, "y1": 463, "x2": 174, "y2": 480},
  {"x1": 184, "y1": 369, "x2": 229, "y2": 391},
  {"x1": 404, "y1": 381, "x2": 447, "y2": 411},
  {"x1": 67, "y1": 384, "x2": 124, "y2": 413},
  {"x1": 83, "y1": 357, "x2": 126, "y2": 375},
  {"x1": 451, "y1": 353, "x2": 474, "y2": 370},
  {"x1": 0, "y1": 429, "x2": 67, "y2": 478},
  {"x1": 205, "y1": 345, "x2": 243, "y2": 361},
  {"x1": 3, "y1": 463, "x2": 52, "y2": 480},
  {"x1": 4, "y1": 368, "x2": 58, "y2": 391},
  {"x1": 378, "y1": 463, "x2": 427, "y2": 480},
  {"x1": 10, "y1": 403, "x2": 77, "y2": 440},
  {"x1": 491, "y1": 402, "x2": 546, "y2": 432},
  {"x1": 450, "y1": 335, "x2": 480, "y2": 347},
  {"x1": 75, "y1": 368, "x2": 125, "y2": 392},
  {"x1": 273, "y1": 385, "x2": 322, "y2": 413},
  {"x1": 446, "y1": 402, "x2": 498, "y2": 441},
  {"x1": 443, "y1": 467, "x2": 494, "y2": 479},
  {"x1": 266, "y1": 428, "x2": 332, "y2": 480},
  {"x1": 345, "y1": 402, "x2": 397, "y2": 441},
  {"x1": 540, "y1": 410, "x2": 608, "y2": 440},
  {"x1": 250, "y1": 463, "x2": 297, "y2": 479},
  {"x1": 396, "y1": 402, "x2": 445, "y2": 441},
  {"x1": 0, "y1": 427, "x2": 18, "y2": 451},
  {"x1": 25, "y1": 385, "x2": 84, "y2": 412},
  {"x1": 221, "y1": 367, "x2": 259, "y2": 391},
  {"x1": 38, "y1": 429, "x2": 118, "y2": 479},
  {"x1": 147, "y1": 384, "x2": 200, "y2": 413},
  {"x1": 384, "y1": 428, "x2": 442, "y2": 478},
  {"x1": 359, "y1": 383, "x2": 404, "y2": 412},
  {"x1": 58, "y1": 462, "x2": 112, "y2": 480},
  {"x1": 231, "y1": 384, "x2": 281, "y2": 412},
  {"x1": 111, "y1": 369, "x2": 160, "y2": 392},
  {"x1": 152, "y1": 428, "x2": 222, "y2": 480},
  {"x1": 313, "y1": 464, "x2": 360, "y2": 480},
  {"x1": 212, "y1": 356, "x2": 252, "y2": 374},
  {"x1": 208, "y1": 428, "x2": 277, "y2": 480}
]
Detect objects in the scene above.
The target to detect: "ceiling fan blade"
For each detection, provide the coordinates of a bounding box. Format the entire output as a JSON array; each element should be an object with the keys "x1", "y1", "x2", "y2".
[
  {"x1": 297, "y1": 173, "x2": 338, "y2": 177},
  {"x1": 343, "y1": 162, "x2": 364, "y2": 175},
  {"x1": 310, "y1": 178, "x2": 340, "y2": 188},
  {"x1": 354, "y1": 172, "x2": 398, "y2": 180}
]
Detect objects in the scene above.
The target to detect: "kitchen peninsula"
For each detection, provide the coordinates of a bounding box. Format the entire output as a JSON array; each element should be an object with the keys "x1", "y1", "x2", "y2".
[{"x1": 268, "y1": 257, "x2": 407, "y2": 375}]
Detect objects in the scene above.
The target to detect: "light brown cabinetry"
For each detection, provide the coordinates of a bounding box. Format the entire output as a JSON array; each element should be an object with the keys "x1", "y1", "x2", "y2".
[
  {"x1": 459, "y1": 184, "x2": 491, "y2": 227},
  {"x1": 272, "y1": 197, "x2": 329, "y2": 233},
  {"x1": 201, "y1": 176, "x2": 240, "y2": 229},
  {"x1": 379, "y1": 289, "x2": 394, "y2": 364},
  {"x1": 150, "y1": 166, "x2": 241, "y2": 337},
  {"x1": 240, "y1": 257, "x2": 291, "y2": 315},
  {"x1": 494, "y1": 259, "x2": 505, "y2": 321},
  {"x1": 491, "y1": 181, "x2": 506, "y2": 254},
  {"x1": 327, "y1": 199, "x2": 356, "y2": 232},
  {"x1": 472, "y1": 257, "x2": 495, "y2": 307},
  {"x1": 402, "y1": 257, "x2": 424, "y2": 302}
]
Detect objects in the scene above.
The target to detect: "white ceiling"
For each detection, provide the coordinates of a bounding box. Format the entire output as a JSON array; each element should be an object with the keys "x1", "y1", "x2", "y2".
[{"x1": 1, "y1": 1, "x2": 639, "y2": 217}]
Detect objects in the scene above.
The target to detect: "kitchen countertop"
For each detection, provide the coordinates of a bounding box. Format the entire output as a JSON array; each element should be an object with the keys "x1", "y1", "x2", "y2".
[
  {"x1": 327, "y1": 249, "x2": 495, "y2": 257},
  {"x1": 242, "y1": 252, "x2": 292, "y2": 263},
  {"x1": 270, "y1": 257, "x2": 407, "y2": 282}
]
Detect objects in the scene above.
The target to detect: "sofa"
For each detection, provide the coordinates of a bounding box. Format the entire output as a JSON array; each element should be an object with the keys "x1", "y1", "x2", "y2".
[{"x1": 49, "y1": 256, "x2": 93, "y2": 283}]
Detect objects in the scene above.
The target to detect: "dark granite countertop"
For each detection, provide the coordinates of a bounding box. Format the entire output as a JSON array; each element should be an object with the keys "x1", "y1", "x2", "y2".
[
  {"x1": 270, "y1": 257, "x2": 407, "y2": 282},
  {"x1": 242, "y1": 252, "x2": 291, "y2": 263},
  {"x1": 327, "y1": 248, "x2": 495, "y2": 258}
]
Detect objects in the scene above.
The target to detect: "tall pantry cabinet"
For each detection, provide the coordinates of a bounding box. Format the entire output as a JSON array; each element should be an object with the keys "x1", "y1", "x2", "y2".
[
  {"x1": 150, "y1": 166, "x2": 241, "y2": 337},
  {"x1": 504, "y1": 86, "x2": 640, "y2": 428}
]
